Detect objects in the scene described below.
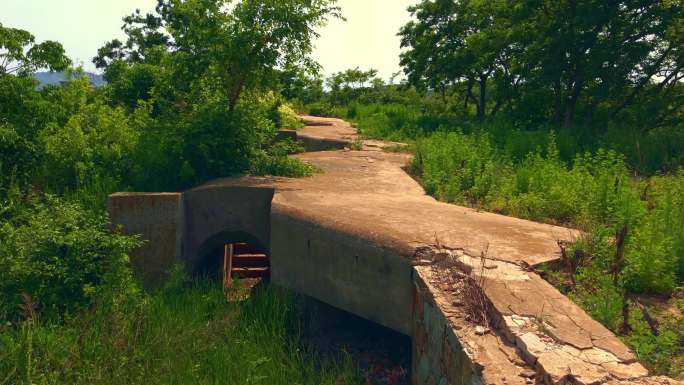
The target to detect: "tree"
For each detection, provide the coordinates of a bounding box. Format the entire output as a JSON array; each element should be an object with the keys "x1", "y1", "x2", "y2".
[
  {"x1": 399, "y1": 0, "x2": 684, "y2": 127},
  {"x1": 399, "y1": 0, "x2": 511, "y2": 119},
  {"x1": 511, "y1": 0, "x2": 683, "y2": 127},
  {"x1": 326, "y1": 67, "x2": 379, "y2": 104},
  {"x1": 278, "y1": 65, "x2": 325, "y2": 104},
  {"x1": 97, "y1": 0, "x2": 342, "y2": 113},
  {"x1": 0, "y1": 23, "x2": 70, "y2": 76},
  {"x1": 93, "y1": 0, "x2": 342, "y2": 187},
  {"x1": 93, "y1": 9, "x2": 170, "y2": 69}
]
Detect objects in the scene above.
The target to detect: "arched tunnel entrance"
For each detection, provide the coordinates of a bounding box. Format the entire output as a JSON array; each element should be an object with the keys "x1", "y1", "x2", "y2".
[{"x1": 195, "y1": 231, "x2": 270, "y2": 287}]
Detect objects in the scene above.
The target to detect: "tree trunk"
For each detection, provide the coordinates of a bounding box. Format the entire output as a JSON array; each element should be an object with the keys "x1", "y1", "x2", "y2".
[
  {"x1": 466, "y1": 78, "x2": 478, "y2": 115},
  {"x1": 477, "y1": 73, "x2": 487, "y2": 120},
  {"x1": 553, "y1": 78, "x2": 563, "y2": 127},
  {"x1": 564, "y1": 76, "x2": 583, "y2": 128},
  {"x1": 228, "y1": 73, "x2": 248, "y2": 113},
  {"x1": 491, "y1": 98, "x2": 503, "y2": 117}
]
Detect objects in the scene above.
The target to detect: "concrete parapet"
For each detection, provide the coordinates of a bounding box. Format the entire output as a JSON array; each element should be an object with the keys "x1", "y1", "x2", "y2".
[
  {"x1": 412, "y1": 269, "x2": 483, "y2": 385},
  {"x1": 107, "y1": 192, "x2": 182, "y2": 287},
  {"x1": 298, "y1": 134, "x2": 350, "y2": 152},
  {"x1": 182, "y1": 186, "x2": 274, "y2": 272}
]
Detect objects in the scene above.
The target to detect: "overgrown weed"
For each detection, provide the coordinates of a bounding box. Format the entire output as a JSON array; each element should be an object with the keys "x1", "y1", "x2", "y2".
[{"x1": 0, "y1": 270, "x2": 363, "y2": 385}]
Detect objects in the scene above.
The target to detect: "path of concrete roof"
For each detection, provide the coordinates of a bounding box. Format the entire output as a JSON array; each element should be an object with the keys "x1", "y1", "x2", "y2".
[
  {"x1": 197, "y1": 116, "x2": 680, "y2": 385},
  {"x1": 202, "y1": 117, "x2": 577, "y2": 267}
]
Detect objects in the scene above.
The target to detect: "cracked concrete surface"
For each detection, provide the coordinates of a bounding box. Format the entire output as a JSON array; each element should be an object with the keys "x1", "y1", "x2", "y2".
[{"x1": 421, "y1": 246, "x2": 653, "y2": 384}]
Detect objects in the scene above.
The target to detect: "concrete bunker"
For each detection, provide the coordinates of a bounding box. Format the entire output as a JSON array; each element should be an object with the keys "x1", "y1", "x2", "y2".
[
  {"x1": 106, "y1": 188, "x2": 530, "y2": 385},
  {"x1": 107, "y1": 118, "x2": 670, "y2": 384},
  {"x1": 108, "y1": 185, "x2": 419, "y2": 383}
]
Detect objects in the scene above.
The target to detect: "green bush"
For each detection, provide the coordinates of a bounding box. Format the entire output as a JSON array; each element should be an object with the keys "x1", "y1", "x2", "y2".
[
  {"x1": 412, "y1": 130, "x2": 500, "y2": 204},
  {"x1": 129, "y1": 92, "x2": 299, "y2": 190},
  {"x1": 627, "y1": 171, "x2": 684, "y2": 292},
  {"x1": 38, "y1": 101, "x2": 140, "y2": 193},
  {"x1": 0, "y1": 123, "x2": 38, "y2": 190},
  {"x1": 250, "y1": 139, "x2": 315, "y2": 177},
  {"x1": 277, "y1": 103, "x2": 304, "y2": 129},
  {"x1": 0, "y1": 194, "x2": 140, "y2": 322},
  {"x1": 625, "y1": 305, "x2": 683, "y2": 377},
  {"x1": 306, "y1": 101, "x2": 336, "y2": 117}
]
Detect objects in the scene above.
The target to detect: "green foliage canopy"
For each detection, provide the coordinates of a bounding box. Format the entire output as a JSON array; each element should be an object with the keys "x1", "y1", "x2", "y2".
[
  {"x1": 0, "y1": 23, "x2": 70, "y2": 76},
  {"x1": 399, "y1": 0, "x2": 684, "y2": 127}
]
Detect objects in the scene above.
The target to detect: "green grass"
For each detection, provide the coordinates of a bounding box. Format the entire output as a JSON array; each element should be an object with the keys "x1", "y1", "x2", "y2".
[{"x1": 0, "y1": 271, "x2": 363, "y2": 385}]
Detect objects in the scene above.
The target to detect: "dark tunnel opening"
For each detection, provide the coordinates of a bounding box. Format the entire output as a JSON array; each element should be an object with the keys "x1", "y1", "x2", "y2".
[
  {"x1": 195, "y1": 231, "x2": 270, "y2": 286},
  {"x1": 302, "y1": 297, "x2": 412, "y2": 384}
]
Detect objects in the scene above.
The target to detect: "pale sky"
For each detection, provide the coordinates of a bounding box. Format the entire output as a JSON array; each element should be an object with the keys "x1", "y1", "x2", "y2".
[{"x1": 0, "y1": 0, "x2": 416, "y2": 80}]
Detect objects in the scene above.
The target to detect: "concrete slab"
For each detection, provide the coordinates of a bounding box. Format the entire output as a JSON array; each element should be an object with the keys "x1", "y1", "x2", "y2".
[
  {"x1": 198, "y1": 116, "x2": 665, "y2": 384},
  {"x1": 204, "y1": 148, "x2": 577, "y2": 267}
]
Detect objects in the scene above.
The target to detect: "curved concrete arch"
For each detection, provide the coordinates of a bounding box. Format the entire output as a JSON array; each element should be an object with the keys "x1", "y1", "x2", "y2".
[{"x1": 181, "y1": 186, "x2": 274, "y2": 272}]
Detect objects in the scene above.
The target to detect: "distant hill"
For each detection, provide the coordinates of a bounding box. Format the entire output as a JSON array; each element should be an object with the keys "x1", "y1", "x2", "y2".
[{"x1": 33, "y1": 71, "x2": 106, "y2": 89}]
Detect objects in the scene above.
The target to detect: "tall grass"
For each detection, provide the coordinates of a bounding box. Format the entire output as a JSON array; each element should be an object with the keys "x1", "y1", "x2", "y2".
[
  {"x1": 0, "y1": 271, "x2": 363, "y2": 385},
  {"x1": 331, "y1": 102, "x2": 684, "y2": 175}
]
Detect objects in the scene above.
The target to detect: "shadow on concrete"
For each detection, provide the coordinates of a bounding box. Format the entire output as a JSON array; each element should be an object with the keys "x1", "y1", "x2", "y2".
[{"x1": 302, "y1": 297, "x2": 412, "y2": 385}]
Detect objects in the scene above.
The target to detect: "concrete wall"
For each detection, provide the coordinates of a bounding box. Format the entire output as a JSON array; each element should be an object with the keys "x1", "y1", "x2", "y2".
[
  {"x1": 412, "y1": 272, "x2": 482, "y2": 385},
  {"x1": 181, "y1": 186, "x2": 274, "y2": 272},
  {"x1": 298, "y1": 135, "x2": 349, "y2": 152},
  {"x1": 107, "y1": 193, "x2": 183, "y2": 288},
  {"x1": 270, "y1": 208, "x2": 414, "y2": 335}
]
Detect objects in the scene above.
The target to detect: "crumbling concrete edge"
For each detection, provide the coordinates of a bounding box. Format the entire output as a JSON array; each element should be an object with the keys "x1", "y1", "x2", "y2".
[{"x1": 411, "y1": 246, "x2": 680, "y2": 385}]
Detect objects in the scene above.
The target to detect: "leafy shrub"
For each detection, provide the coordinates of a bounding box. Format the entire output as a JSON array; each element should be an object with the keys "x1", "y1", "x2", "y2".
[
  {"x1": 306, "y1": 101, "x2": 336, "y2": 117},
  {"x1": 625, "y1": 304, "x2": 683, "y2": 377},
  {"x1": 0, "y1": 123, "x2": 38, "y2": 190},
  {"x1": 571, "y1": 276, "x2": 624, "y2": 331},
  {"x1": 413, "y1": 127, "x2": 682, "y2": 294},
  {"x1": 135, "y1": 91, "x2": 281, "y2": 189},
  {"x1": 262, "y1": 92, "x2": 304, "y2": 130},
  {"x1": 250, "y1": 139, "x2": 315, "y2": 177},
  {"x1": 38, "y1": 101, "x2": 140, "y2": 193},
  {"x1": 627, "y1": 171, "x2": 684, "y2": 292},
  {"x1": 0, "y1": 194, "x2": 140, "y2": 322},
  {"x1": 412, "y1": 130, "x2": 500, "y2": 204},
  {"x1": 277, "y1": 103, "x2": 304, "y2": 129}
]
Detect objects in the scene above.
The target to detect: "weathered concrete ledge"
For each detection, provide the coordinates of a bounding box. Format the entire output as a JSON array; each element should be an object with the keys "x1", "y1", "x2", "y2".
[
  {"x1": 108, "y1": 116, "x2": 681, "y2": 385},
  {"x1": 108, "y1": 192, "x2": 182, "y2": 287}
]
